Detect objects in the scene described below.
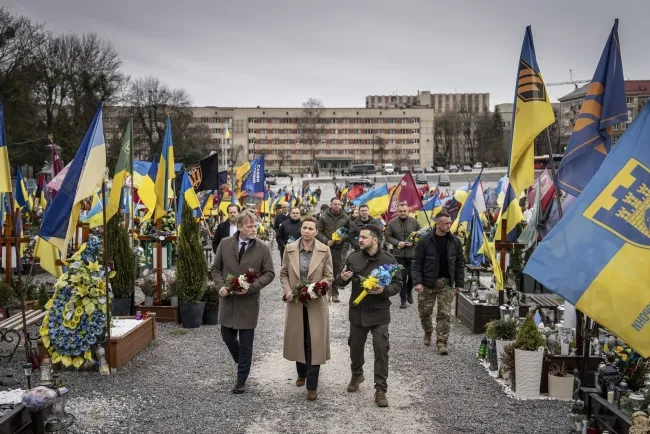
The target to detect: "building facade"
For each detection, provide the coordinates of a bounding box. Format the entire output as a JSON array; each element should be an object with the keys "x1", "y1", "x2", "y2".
[
  {"x1": 105, "y1": 106, "x2": 437, "y2": 172},
  {"x1": 558, "y1": 80, "x2": 650, "y2": 149},
  {"x1": 366, "y1": 91, "x2": 490, "y2": 113}
]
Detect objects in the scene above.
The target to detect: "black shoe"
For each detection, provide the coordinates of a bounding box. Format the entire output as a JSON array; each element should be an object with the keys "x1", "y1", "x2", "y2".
[
  {"x1": 399, "y1": 300, "x2": 407, "y2": 309},
  {"x1": 407, "y1": 294, "x2": 414, "y2": 304},
  {"x1": 232, "y1": 380, "x2": 245, "y2": 394}
]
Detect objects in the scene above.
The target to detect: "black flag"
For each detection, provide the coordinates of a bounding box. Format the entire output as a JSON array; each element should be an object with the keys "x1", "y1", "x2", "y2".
[{"x1": 187, "y1": 154, "x2": 220, "y2": 191}]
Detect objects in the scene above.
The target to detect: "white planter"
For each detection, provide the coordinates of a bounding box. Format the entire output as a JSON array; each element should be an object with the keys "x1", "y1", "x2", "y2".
[
  {"x1": 514, "y1": 349, "x2": 544, "y2": 399},
  {"x1": 548, "y1": 374, "x2": 574, "y2": 401},
  {"x1": 144, "y1": 296, "x2": 154, "y2": 306},
  {"x1": 496, "y1": 340, "x2": 515, "y2": 373},
  {"x1": 170, "y1": 296, "x2": 178, "y2": 307}
]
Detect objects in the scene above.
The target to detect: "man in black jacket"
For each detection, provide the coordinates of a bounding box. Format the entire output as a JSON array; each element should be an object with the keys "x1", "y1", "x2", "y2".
[
  {"x1": 337, "y1": 225, "x2": 402, "y2": 408},
  {"x1": 349, "y1": 204, "x2": 379, "y2": 250},
  {"x1": 274, "y1": 202, "x2": 290, "y2": 232},
  {"x1": 412, "y1": 211, "x2": 464, "y2": 355},
  {"x1": 212, "y1": 204, "x2": 240, "y2": 253},
  {"x1": 276, "y1": 207, "x2": 302, "y2": 263}
]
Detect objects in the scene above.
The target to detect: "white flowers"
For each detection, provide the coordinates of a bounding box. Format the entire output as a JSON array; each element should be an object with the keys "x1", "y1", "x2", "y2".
[
  {"x1": 238, "y1": 274, "x2": 251, "y2": 291},
  {"x1": 306, "y1": 283, "x2": 318, "y2": 299}
]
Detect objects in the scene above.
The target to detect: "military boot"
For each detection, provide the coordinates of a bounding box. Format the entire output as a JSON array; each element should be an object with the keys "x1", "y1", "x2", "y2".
[
  {"x1": 375, "y1": 390, "x2": 389, "y2": 407},
  {"x1": 424, "y1": 332, "x2": 432, "y2": 346},
  {"x1": 437, "y1": 342, "x2": 448, "y2": 355},
  {"x1": 347, "y1": 374, "x2": 365, "y2": 392}
]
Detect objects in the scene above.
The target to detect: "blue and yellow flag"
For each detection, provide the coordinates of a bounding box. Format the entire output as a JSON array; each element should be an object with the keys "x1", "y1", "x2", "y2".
[
  {"x1": 107, "y1": 118, "x2": 133, "y2": 222},
  {"x1": 508, "y1": 26, "x2": 556, "y2": 196},
  {"x1": 83, "y1": 191, "x2": 104, "y2": 228},
  {"x1": 0, "y1": 104, "x2": 12, "y2": 193},
  {"x1": 139, "y1": 157, "x2": 159, "y2": 222},
  {"x1": 200, "y1": 190, "x2": 215, "y2": 216},
  {"x1": 176, "y1": 171, "x2": 201, "y2": 228},
  {"x1": 153, "y1": 118, "x2": 175, "y2": 220},
  {"x1": 417, "y1": 193, "x2": 442, "y2": 227},
  {"x1": 495, "y1": 183, "x2": 525, "y2": 242},
  {"x1": 469, "y1": 207, "x2": 485, "y2": 267},
  {"x1": 350, "y1": 184, "x2": 390, "y2": 218},
  {"x1": 524, "y1": 101, "x2": 650, "y2": 357},
  {"x1": 39, "y1": 104, "x2": 106, "y2": 259},
  {"x1": 242, "y1": 156, "x2": 265, "y2": 195},
  {"x1": 14, "y1": 166, "x2": 32, "y2": 211},
  {"x1": 557, "y1": 20, "x2": 627, "y2": 197}
]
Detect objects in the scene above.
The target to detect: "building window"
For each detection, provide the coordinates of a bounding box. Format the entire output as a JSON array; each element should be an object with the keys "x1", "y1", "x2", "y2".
[
  {"x1": 613, "y1": 124, "x2": 619, "y2": 131},
  {"x1": 411, "y1": 129, "x2": 419, "y2": 134},
  {"x1": 412, "y1": 139, "x2": 420, "y2": 144},
  {"x1": 390, "y1": 118, "x2": 396, "y2": 123},
  {"x1": 411, "y1": 118, "x2": 418, "y2": 123},
  {"x1": 273, "y1": 129, "x2": 279, "y2": 134},
  {"x1": 248, "y1": 129, "x2": 256, "y2": 134},
  {"x1": 249, "y1": 118, "x2": 256, "y2": 123},
  {"x1": 366, "y1": 129, "x2": 373, "y2": 134},
  {"x1": 377, "y1": 118, "x2": 384, "y2": 124},
  {"x1": 627, "y1": 109, "x2": 633, "y2": 122},
  {"x1": 272, "y1": 118, "x2": 280, "y2": 124},
  {"x1": 627, "y1": 97, "x2": 634, "y2": 104},
  {"x1": 343, "y1": 118, "x2": 350, "y2": 123},
  {"x1": 342, "y1": 139, "x2": 349, "y2": 145},
  {"x1": 248, "y1": 139, "x2": 256, "y2": 144}
]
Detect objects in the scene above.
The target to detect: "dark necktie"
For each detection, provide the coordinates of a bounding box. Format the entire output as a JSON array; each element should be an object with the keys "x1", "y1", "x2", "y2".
[{"x1": 238, "y1": 241, "x2": 247, "y2": 262}]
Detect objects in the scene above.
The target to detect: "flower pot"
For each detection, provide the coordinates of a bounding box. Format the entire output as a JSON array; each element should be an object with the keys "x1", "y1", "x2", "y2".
[
  {"x1": 179, "y1": 301, "x2": 205, "y2": 329},
  {"x1": 496, "y1": 340, "x2": 515, "y2": 373},
  {"x1": 202, "y1": 306, "x2": 219, "y2": 325},
  {"x1": 170, "y1": 296, "x2": 178, "y2": 307},
  {"x1": 548, "y1": 374, "x2": 574, "y2": 401},
  {"x1": 112, "y1": 298, "x2": 132, "y2": 316},
  {"x1": 144, "y1": 296, "x2": 154, "y2": 306},
  {"x1": 514, "y1": 349, "x2": 544, "y2": 399}
]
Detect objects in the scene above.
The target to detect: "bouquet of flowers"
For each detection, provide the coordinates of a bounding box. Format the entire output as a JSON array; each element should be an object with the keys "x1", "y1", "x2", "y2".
[
  {"x1": 256, "y1": 223, "x2": 269, "y2": 241},
  {"x1": 407, "y1": 227, "x2": 432, "y2": 244},
  {"x1": 287, "y1": 235, "x2": 297, "y2": 244},
  {"x1": 353, "y1": 263, "x2": 404, "y2": 306},
  {"x1": 331, "y1": 227, "x2": 347, "y2": 244},
  {"x1": 287, "y1": 281, "x2": 330, "y2": 305},
  {"x1": 225, "y1": 269, "x2": 259, "y2": 295},
  {"x1": 604, "y1": 343, "x2": 650, "y2": 391}
]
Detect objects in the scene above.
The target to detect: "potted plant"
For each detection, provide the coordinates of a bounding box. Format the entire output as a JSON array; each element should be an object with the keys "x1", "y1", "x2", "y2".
[
  {"x1": 513, "y1": 311, "x2": 546, "y2": 399},
  {"x1": 107, "y1": 214, "x2": 136, "y2": 316},
  {"x1": 485, "y1": 318, "x2": 518, "y2": 372},
  {"x1": 0, "y1": 280, "x2": 16, "y2": 319},
  {"x1": 547, "y1": 362, "x2": 574, "y2": 400},
  {"x1": 162, "y1": 270, "x2": 178, "y2": 307},
  {"x1": 501, "y1": 343, "x2": 516, "y2": 388},
  {"x1": 139, "y1": 277, "x2": 156, "y2": 307},
  {"x1": 176, "y1": 202, "x2": 207, "y2": 328},
  {"x1": 202, "y1": 282, "x2": 219, "y2": 326}
]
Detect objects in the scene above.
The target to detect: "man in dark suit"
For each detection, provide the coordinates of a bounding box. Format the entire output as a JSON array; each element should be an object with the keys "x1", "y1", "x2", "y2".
[
  {"x1": 274, "y1": 202, "x2": 290, "y2": 232},
  {"x1": 212, "y1": 204, "x2": 240, "y2": 252}
]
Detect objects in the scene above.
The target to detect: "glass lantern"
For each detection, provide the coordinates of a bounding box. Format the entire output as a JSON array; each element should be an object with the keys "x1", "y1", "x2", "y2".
[
  {"x1": 40, "y1": 357, "x2": 53, "y2": 387},
  {"x1": 477, "y1": 287, "x2": 488, "y2": 304},
  {"x1": 45, "y1": 384, "x2": 75, "y2": 431}
]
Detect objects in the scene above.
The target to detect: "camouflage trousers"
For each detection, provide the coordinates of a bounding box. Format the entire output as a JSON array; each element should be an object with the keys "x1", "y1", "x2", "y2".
[{"x1": 417, "y1": 278, "x2": 454, "y2": 344}]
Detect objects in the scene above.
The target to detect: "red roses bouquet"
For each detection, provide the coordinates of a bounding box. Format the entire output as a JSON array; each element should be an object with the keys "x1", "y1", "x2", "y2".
[
  {"x1": 287, "y1": 281, "x2": 330, "y2": 305},
  {"x1": 225, "y1": 269, "x2": 259, "y2": 295}
]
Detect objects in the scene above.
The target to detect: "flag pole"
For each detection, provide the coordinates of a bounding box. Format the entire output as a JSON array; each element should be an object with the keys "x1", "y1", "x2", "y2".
[
  {"x1": 100, "y1": 180, "x2": 112, "y2": 374},
  {"x1": 544, "y1": 129, "x2": 563, "y2": 219}
]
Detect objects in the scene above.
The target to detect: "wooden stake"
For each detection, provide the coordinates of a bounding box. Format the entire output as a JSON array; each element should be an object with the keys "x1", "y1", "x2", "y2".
[{"x1": 100, "y1": 181, "x2": 112, "y2": 374}]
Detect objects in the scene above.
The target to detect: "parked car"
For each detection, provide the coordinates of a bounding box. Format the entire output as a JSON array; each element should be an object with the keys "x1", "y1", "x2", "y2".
[
  {"x1": 399, "y1": 165, "x2": 409, "y2": 174},
  {"x1": 424, "y1": 166, "x2": 436, "y2": 173},
  {"x1": 415, "y1": 173, "x2": 428, "y2": 184},
  {"x1": 383, "y1": 163, "x2": 394, "y2": 175},
  {"x1": 473, "y1": 162, "x2": 483, "y2": 170},
  {"x1": 449, "y1": 165, "x2": 459, "y2": 173},
  {"x1": 412, "y1": 165, "x2": 423, "y2": 174},
  {"x1": 346, "y1": 164, "x2": 376, "y2": 176},
  {"x1": 435, "y1": 166, "x2": 445, "y2": 173},
  {"x1": 349, "y1": 178, "x2": 374, "y2": 188},
  {"x1": 272, "y1": 170, "x2": 290, "y2": 177},
  {"x1": 462, "y1": 165, "x2": 473, "y2": 172},
  {"x1": 438, "y1": 174, "x2": 451, "y2": 186},
  {"x1": 265, "y1": 177, "x2": 277, "y2": 186}
]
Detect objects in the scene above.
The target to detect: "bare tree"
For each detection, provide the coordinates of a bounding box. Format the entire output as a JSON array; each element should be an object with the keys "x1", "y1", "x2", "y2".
[
  {"x1": 125, "y1": 76, "x2": 191, "y2": 158},
  {"x1": 458, "y1": 103, "x2": 479, "y2": 163},
  {"x1": 434, "y1": 111, "x2": 462, "y2": 164},
  {"x1": 277, "y1": 152, "x2": 290, "y2": 173},
  {"x1": 373, "y1": 135, "x2": 386, "y2": 166},
  {"x1": 298, "y1": 98, "x2": 325, "y2": 169}
]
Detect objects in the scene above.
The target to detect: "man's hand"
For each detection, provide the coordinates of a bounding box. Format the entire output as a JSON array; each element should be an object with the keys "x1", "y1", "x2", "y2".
[
  {"x1": 367, "y1": 286, "x2": 384, "y2": 295},
  {"x1": 397, "y1": 241, "x2": 405, "y2": 249},
  {"x1": 414, "y1": 284, "x2": 424, "y2": 293},
  {"x1": 327, "y1": 240, "x2": 334, "y2": 247},
  {"x1": 219, "y1": 287, "x2": 229, "y2": 297},
  {"x1": 455, "y1": 287, "x2": 462, "y2": 294},
  {"x1": 405, "y1": 242, "x2": 413, "y2": 247},
  {"x1": 340, "y1": 267, "x2": 353, "y2": 282},
  {"x1": 238, "y1": 287, "x2": 249, "y2": 295}
]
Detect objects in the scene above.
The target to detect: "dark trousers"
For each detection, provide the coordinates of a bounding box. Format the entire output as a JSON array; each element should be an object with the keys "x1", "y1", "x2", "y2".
[
  {"x1": 396, "y1": 257, "x2": 413, "y2": 301},
  {"x1": 330, "y1": 248, "x2": 343, "y2": 296},
  {"x1": 279, "y1": 245, "x2": 285, "y2": 264},
  {"x1": 296, "y1": 306, "x2": 320, "y2": 390},
  {"x1": 220, "y1": 326, "x2": 255, "y2": 383},
  {"x1": 349, "y1": 322, "x2": 389, "y2": 392}
]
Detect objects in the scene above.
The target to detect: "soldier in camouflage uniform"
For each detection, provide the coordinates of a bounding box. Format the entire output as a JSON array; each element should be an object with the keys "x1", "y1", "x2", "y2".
[{"x1": 412, "y1": 211, "x2": 464, "y2": 355}]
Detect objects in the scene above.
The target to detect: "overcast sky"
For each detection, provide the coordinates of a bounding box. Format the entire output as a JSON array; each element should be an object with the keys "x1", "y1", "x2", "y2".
[{"x1": 6, "y1": 0, "x2": 650, "y2": 109}]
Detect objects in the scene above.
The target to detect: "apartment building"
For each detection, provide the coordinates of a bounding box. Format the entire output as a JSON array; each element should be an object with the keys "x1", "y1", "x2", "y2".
[
  {"x1": 558, "y1": 80, "x2": 650, "y2": 149},
  {"x1": 366, "y1": 91, "x2": 490, "y2": 113}
]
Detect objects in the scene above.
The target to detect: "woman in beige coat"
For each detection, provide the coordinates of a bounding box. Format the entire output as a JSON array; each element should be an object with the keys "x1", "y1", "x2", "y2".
[{"x1": 280, "y1": 216, "x2": 333, "y2": 401}]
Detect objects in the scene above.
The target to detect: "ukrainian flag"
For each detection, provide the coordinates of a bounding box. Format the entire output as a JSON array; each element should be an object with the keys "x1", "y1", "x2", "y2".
[
  {"x1": 524, "y1": 101, "x2": 650, "y2": 357},
  {"x1": 508, "y1": 26, "x2": 555, "y2": 196},
  {"x1": 494, "y1": 184, "x2": 525, "y2": 242},
  {"x1": 107, "y1": 118, "x2": 133, "y2": 222},
  {"x1": 201, "y1": 190, "x2": 215, "y2": 217},
  {"x1": 176, "y1": 171, "x2": 201, "y2": 228},
  {"x1": 83, "y1": 191, "x2": 104, "y2": 228},
  {"x1": 153, "y1": 118, "x2": 175, "y2": 220},
  {"x1": 0, "y1": 104, "x2": 12, "y2": 193},
  {"x1": 469, "y1": 207, "x2": 485, "y2": 267},
  {"x1": 350, "y1": 184, "x2": 390, "y2": 218},
  {"x1": 417, "y1": 192, "x2": 442, "y2": 228},
  {"x1": 39, "y1": 104, "x2": 106, "y2": 259},
  {"x1": 557, "y1": 19, "x2": 628, "y2": 197},
  {"x1": 14, "y1": 167, "x2": 32, "y2": 211},
  {"x1": 139, "y1": 157, "x2": 159, "y2": 222}
]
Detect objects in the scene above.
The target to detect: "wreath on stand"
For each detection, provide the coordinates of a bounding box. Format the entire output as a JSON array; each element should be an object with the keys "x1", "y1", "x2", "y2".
[{"x1": 39, "y1": 235, "x2": 115, "y2": 369}]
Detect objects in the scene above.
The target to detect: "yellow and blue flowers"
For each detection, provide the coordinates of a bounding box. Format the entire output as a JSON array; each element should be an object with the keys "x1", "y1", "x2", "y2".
[
  {"x1": 353, "y1": 263, "x2": 403, "y2": 306},
  {"x1": 331, "y1": 227, "x2": 347, "y2": 244}
]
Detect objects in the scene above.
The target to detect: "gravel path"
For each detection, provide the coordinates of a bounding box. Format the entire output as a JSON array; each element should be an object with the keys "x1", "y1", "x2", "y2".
[{"x1": 6, "y1": 249, "x2": 571, "y2": 433}]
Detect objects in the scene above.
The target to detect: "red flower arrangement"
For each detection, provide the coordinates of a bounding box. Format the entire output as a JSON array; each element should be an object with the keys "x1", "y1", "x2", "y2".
[
  {"x1": 225, "y1": 269, "x2": 259, "y2": 295},
  {"x1": 287, "y1": 281, "x2": 330, "y2": 305}
]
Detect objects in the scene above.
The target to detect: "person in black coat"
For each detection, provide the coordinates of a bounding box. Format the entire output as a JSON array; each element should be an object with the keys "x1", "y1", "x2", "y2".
[
  {"x1": 274, "y1": 202, "x2": 290, "y2": 232},
  {"x1": 349, "y1": 204, "x2": 380, "y2": 250},
  {"x1": 212, "y1": 204, "x2": 240, "y2": 253},
  {"x1": 276, "y1": 207, "x2": 303, "y2": 263}
]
